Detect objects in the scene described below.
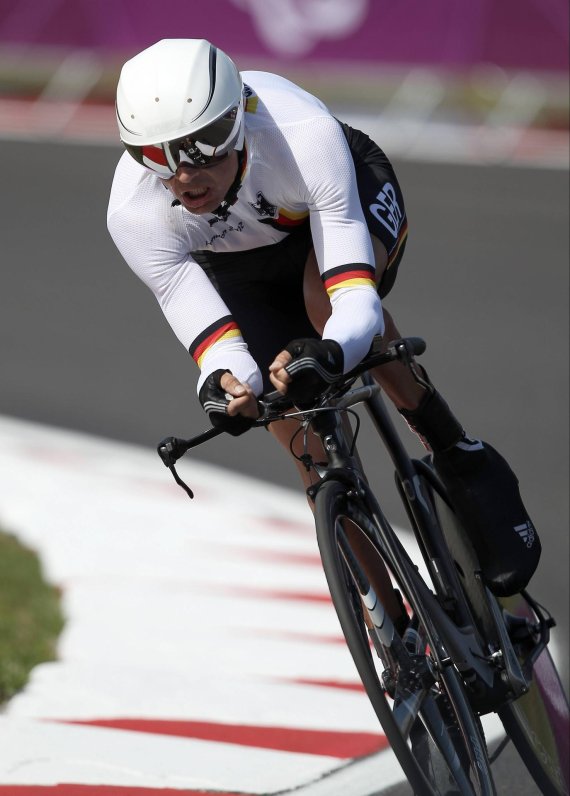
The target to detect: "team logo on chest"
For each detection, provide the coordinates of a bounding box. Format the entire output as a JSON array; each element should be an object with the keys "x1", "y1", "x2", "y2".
[
  {"x1": 249, "y1": 191, "x2": 309, "y2": 232},
  {"x1": 249, "y1": 192, "x2": 277, "y2": 218}
]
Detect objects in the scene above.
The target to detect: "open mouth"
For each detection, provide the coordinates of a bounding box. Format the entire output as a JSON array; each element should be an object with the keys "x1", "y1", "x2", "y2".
[{"x1": 182, "y1": 187, "x2": 210, "y2": 209}]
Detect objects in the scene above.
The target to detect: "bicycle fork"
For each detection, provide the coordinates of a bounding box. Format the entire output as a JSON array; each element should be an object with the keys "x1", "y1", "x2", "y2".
[{"x1": 337, "y1": 527, "x2": 435, "y2": 738}]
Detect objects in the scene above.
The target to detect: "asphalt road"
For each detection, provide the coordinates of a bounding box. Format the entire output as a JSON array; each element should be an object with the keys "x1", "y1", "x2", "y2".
[{"x1": 1, "y1": 139, "x2": 568, "y2": 791}]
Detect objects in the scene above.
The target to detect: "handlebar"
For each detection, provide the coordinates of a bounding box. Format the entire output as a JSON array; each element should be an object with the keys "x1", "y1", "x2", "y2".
[
  {"x1": 157, "y1": 336, "x2": 426, "y2": 491},
  {"x1": 256, "y1": 336, "x2": 426, "y2": 415}
]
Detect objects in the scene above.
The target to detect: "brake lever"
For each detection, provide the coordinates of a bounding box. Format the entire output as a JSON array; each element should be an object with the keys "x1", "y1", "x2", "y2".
[{"x1": 157, "y1": 437, "x2": 194, "y2": 499}]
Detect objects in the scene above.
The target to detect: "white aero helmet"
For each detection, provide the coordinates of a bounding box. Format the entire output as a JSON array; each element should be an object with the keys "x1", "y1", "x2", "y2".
[{"x1": 116, "y1": 38, "x2": 245, "y2": 176}]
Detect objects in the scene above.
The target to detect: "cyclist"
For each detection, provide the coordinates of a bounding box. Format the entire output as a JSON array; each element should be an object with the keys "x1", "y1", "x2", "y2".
[{"x1": 108, "y1": 38, "x2": 540, "y2": 600}]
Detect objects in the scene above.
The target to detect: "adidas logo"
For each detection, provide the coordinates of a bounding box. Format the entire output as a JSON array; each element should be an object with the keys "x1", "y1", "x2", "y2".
[{"x1": 514, "y1": 521, "x2": 536, "y2": 548}]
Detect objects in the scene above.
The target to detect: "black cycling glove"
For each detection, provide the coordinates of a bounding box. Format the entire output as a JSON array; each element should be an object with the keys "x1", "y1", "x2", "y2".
[
  {"x1": 283, "y1": 338, "x2": 344, "y2": 407},
  {"x1": 198, "y1": 369, "x2": 256, "y2": 437}
]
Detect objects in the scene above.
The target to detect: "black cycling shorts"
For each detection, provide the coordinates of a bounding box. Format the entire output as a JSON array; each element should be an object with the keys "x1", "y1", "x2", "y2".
[{"x1": 193, "y1": 122, "x2": 408, "y2": 389}]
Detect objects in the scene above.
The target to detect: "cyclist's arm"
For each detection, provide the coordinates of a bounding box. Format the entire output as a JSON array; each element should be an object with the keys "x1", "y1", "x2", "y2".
[
  {"x1": 107, "y1": 162, "x2": 263, "y2": 397},
  {"x1": 294, "y1": 116, "x2": 385, "y2": 371}
]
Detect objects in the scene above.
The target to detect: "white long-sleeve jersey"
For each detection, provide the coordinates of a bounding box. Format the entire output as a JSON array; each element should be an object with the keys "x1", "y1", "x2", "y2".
[{"x1": 107, "y1": 70, "x2": 384, "y2": 396}]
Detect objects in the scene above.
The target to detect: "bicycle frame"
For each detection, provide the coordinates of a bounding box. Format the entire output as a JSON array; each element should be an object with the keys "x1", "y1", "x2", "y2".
[
  {"x1": 157, "y1": 336, "x2": 568, "y2": 793},
  {"x1": 300, "y1": 379, "x2": 531, "y2": 711}
]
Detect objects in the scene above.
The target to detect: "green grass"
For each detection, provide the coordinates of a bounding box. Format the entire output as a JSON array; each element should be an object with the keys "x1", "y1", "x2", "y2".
[{"x1": 0, "y1": 529, "x2": 64, "y2": 704}]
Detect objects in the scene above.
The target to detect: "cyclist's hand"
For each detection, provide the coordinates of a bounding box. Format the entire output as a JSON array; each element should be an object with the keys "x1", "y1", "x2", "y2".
[
  {"x1": 269, "y1": 338, "x2": 344, "y2": 406},
  {"x1": 199, "y1": 369, "x2": 259, "y2": 436},
  {"x1": 220, "y1": 371, "x2": 259, "y2": 419},
  {"x1": 269, "y1": 350, "x2": 293, "y2": 393}
]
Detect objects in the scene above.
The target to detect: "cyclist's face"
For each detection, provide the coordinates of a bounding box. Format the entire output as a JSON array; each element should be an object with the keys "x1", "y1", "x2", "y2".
[{"x1": 162, "y1": 150, "x2": 239, "y2": 214}]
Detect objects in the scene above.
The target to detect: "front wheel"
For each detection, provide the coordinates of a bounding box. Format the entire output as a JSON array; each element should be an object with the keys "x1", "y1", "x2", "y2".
[{"x1": 314, "y1": 479, "x2": 496, "y2": 796}]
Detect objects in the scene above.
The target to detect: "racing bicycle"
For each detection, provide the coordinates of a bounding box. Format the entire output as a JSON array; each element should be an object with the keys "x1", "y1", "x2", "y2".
[{"x1": 158, "y1": 337, "x2": 569, "y2": 795}]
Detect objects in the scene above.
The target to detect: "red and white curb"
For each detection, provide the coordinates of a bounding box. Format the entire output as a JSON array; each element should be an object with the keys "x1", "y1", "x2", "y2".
[
  {"x1": 0, "y1": 415, "x2": 402, "y2": 794},
  {"x1": 0, "y1": 415, "x2": 507, "y2": 795}
]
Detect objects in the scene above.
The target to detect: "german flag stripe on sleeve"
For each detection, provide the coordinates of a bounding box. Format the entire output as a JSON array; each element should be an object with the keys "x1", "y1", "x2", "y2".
[
  {"x1": 387, "y1": 219, "x2": 409, "y2": 268},
  {"x1": 189, "y1": 315, "x2": 242, "y2": 368},
  {"x1": 321, "y1": 263, "x2": 376, "y2": 296}
]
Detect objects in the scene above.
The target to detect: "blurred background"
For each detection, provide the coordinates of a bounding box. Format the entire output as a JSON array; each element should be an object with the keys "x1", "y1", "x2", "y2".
[
  {"x1": 0, "y1": 0, "x2": 569, "y2": 158},
  {"x1": 0, "y1": 0, "x2": 568, "y2": 684}
]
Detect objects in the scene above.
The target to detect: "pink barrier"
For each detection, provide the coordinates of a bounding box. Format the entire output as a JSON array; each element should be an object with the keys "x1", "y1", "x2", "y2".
[{"x1": 0, "y1": 0, "x2": 568, "y2": 72}]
